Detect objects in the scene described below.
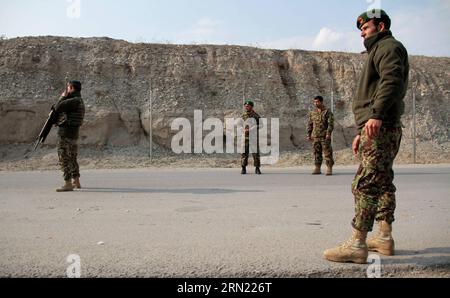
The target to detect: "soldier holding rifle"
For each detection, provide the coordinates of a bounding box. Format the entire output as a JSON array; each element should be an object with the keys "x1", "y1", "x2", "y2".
[{"x1": 53, "y1": 80, "x2": 85, "y2": 192}]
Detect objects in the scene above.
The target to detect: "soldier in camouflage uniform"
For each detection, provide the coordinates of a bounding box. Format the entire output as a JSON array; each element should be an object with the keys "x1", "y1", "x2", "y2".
[
  {"x1": 241, "y1": 100, "x2": 262, "y2": 175},
  {"x1": 307, "y1": 96, "x2": 334, "y2": 176},
  {"x1": 324, "y1": 9, "x2": 409, "y2": 264},
  {"x1": 54, "y1": 80, "x2": 85, "y2": 192}
]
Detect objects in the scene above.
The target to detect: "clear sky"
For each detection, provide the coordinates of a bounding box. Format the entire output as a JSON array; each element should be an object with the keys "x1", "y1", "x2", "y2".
[{"x1": 1, "y1": 0, "x2": 449, "y2": 56}]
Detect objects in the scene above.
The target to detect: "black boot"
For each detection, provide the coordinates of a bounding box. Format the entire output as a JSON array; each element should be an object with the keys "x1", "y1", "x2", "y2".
[
  {"x1": 241, "y1": 166, "x2": 247, "y2": 175},
  {"x1": 255, "y1": 167, "x2": 262, "y2": 175}
]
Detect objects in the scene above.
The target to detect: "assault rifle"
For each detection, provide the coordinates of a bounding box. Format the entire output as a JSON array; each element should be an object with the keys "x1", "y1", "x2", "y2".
[
  {"x1": 33, "y1": 106, "x2": 58, "y2": 151},
  {"x1": 33, "y1": 76, "x2": 69, "y2": 151}
]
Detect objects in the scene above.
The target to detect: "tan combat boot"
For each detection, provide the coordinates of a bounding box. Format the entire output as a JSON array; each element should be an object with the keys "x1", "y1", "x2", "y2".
[
  {"x1": 56, "y1": 180, "x2": 74, "y2": 192},
  {"x1": 323, "y1": 228, "x2": 368, "y2": 264},
  {"x1": 72, "y1": 178, "x2": 81, "y2": 189},
  {"x1": 326, "y1": 165, "x2": 333, "y2": 176},
  {"x1": 312, "y1": 165, "x2": 321, "y2": 175},
  {"x1": 367, "y1": 221, "x2": 395, "y2": 256}
]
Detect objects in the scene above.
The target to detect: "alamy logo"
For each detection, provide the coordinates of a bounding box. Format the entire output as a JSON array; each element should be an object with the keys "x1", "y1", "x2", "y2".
[
  {"x1": 366, "y1": 0, "x2": 382, "y2": 18},
  {"x1": 170, "y1": 110, "x2": 279, "y2": 165},
  {"x1": 366, "y1": 254, "x2": 381, "y2": 278},
  {"x1": 66, "y1": 254, "x2": 81, "y2": 278},
  {"x1": 66, "y1": 0, "x2": 81, "y2": 19}
]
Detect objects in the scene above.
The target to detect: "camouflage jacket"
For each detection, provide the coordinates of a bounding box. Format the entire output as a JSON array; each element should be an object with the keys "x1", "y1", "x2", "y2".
[
  {"x1": 307, "y1": 109, "x2": 334, "y2": 139},
  {"x1": 242, "y1": 110, "x2": 262, "y2": 139}
]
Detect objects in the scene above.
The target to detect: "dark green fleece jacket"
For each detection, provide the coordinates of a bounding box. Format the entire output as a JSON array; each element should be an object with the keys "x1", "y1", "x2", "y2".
[
  {"x1": 353, "y1": 30, "x2": 409, "y2": 129},
  {"x1": 55, "y1": 91, "x2": 85, "y2": 139}
]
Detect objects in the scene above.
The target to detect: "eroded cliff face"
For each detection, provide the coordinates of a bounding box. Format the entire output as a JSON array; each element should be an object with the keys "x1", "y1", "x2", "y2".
[{"x1": 0, "y1": 36, "x2": 448, "y2": 152}]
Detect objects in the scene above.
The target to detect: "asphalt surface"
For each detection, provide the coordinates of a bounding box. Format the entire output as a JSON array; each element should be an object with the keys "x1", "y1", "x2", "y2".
[{"x1": 0, "y1": 165, "x2": 449, "y2": 277}]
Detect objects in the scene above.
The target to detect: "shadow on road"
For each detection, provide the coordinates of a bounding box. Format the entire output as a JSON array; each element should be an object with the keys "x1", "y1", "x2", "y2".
[
  {"x1": 395, "y1": 171, "x2": 450, "y2": 175},
  {"x1": 78, "y1": 187, "x2": 264, "y2": 195},
  {"x1": 264, "y1": 172, "x2": 355, "y2": 176},
  {"x1": 396, "y1": 247, "x2": 450, "y2": 255},
  {"x1": 379, "y1": 247, "x2": 450, "y2": 266}
]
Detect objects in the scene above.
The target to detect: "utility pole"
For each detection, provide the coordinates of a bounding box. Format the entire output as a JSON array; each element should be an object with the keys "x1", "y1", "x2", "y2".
[
  {"x1": 327, "y1": 57, "x2": 335, "y2": 145},
  {"x1": 327, "y1": 58, "x2": 334, "y2": 115},
  {"x1": 149, "y1": 82, "x2": 153, "y2": 161},
  {"x1": 331, "y1": 72, "x2": 334, "y2": 115},
  {"x1": 412, "y1": 84, "x2": 417, "y2": 164},
  {"x1": 242, "y1": 81, "x2": 246, "y2": 108}
]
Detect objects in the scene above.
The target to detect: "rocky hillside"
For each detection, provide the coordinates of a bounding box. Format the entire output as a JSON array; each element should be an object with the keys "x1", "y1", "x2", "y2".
[{"x1": 0, "y1": 36, "x2": 449, "y2": 164}]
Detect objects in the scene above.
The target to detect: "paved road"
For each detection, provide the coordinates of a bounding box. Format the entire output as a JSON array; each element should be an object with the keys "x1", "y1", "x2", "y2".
[{"x1": 0, "y1": 165, "x2": 449, "y2": 277}]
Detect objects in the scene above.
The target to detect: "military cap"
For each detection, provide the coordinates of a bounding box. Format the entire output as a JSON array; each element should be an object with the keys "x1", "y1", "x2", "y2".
[
  {"x1": 357, "y1": 9, "x2": 391, "y2": 30},
  {"x1": 69, "y1": 80, "x2": 82, "y2": 91},
  {"x1": 244, "y1": 100, "x2": 254, "y2": 107}
]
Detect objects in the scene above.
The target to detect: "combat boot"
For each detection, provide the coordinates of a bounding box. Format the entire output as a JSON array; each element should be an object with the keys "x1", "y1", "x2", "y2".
[
  {"x1": 255, "y1": 167, "x2": 262, "y2": 175},
  {"x1": 241, "y1": 167, "x2": 247, "y2": 175},
  {"x1": 367, "y1": 221, "x2": 395, "y2": 256},
  {"x1": 312, "y1": 165, "x2": 321, "y2": 175},
  {"x1": 56, "y1": 180, "x2": 74, "y2": 192},
  {"x1": 72, "y1": 178, "x2": 81, "y2": 189},
  {"x1": 323, "y1": 228, "x2": 368, "y2": 264},
  {"x1": 326, "y1": 165, "x2": 333, "y2": 176}
]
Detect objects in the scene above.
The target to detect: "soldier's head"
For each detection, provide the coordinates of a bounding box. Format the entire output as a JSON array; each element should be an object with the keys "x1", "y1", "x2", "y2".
[
  {"x1": 67, "y1": 80, "x2": 82, "y2": 94},
  {"x1": 313, "y1": 96, "x2": 324, "y2": 109},
  {"x1": 244, "y1": 100, "x2": 254, "y2": 112},
  {"x1": 357, "y1": 9, "x2": 391, "y2": 40}
]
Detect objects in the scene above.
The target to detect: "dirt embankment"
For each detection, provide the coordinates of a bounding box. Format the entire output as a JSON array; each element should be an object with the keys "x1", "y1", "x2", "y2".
[{"x1": 0, "y1": 36, "x2": 448, "y2": 169}]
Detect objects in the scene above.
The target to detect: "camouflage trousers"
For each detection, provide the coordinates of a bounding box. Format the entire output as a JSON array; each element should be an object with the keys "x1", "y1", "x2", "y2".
[
  {"x1": 241, "y1": 141, "x2": 261, "y2": 167},
  {"x1": 58, "y1": 136, "x2": 80, "y2": 181},
  {"x1": 313, "y1": 138, "x2": 334, "y2": 167},
  {"x1": 351, "y1": 126, "x2": 402, "y2": 232}
]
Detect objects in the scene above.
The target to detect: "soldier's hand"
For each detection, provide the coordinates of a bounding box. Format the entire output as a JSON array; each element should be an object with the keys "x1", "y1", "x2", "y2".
[
  {"x1": 326, "y1": 134, "x2": 331, "y2": 140},
  {"x1": 61, "y1": 84, "x2": 70, "y2": 97},
  {"x1": 352, "y1": 135, "x2": 361, "y2": 156},
  {"x1": 307, "y1": 136, "x2": 313, "y2": 142},
  {"x1": 364, "y1": 119, "x2": 382, "y2": 139}
]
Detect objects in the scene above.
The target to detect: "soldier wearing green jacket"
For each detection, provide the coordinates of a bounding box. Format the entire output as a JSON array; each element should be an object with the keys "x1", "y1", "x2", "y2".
[
  {"x1": 241, "y1": 100, "x2": 262, "y2": 175},
  {"x1": 54, "y1": 80, "x2": 85, "y2": 192},
  {"x1": 324, "y1": 9, "x2": 409, "y2": 264},
  {"x1": 307, "y1": 96, "x2": 334, "y2": 176}
]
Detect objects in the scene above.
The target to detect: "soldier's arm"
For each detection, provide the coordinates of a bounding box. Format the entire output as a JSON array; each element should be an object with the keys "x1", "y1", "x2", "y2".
[
  {"x1": 256, "y1": 115, "x2": 263, "y2": 130},
  {"x1": 307, "y1": 113, "x2": 313, "y2": 137},
  {"x1": 52, "y1": 97, "x2": 65, "y2": 109},
  {"x1": 327, "y1": 111, "x2": 334, "y2": 136},
  {"x1": 54, "y1": 98, "x2": 81, "y2": 113}
]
